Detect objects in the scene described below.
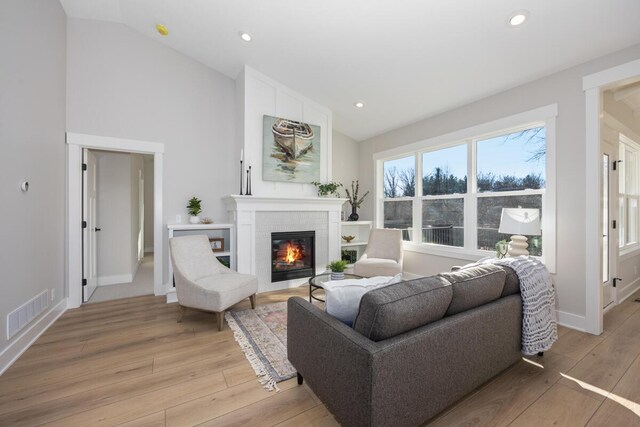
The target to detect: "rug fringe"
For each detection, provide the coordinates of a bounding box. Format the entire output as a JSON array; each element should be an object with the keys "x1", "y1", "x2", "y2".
[{"x1": 225, "y1": 313, "x2": 280, "y2": 392}]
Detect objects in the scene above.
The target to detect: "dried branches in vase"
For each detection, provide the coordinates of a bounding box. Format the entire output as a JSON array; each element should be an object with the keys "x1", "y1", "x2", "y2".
[{"x1": 345, "y1": 180, "x2": 370, "y2": 221}]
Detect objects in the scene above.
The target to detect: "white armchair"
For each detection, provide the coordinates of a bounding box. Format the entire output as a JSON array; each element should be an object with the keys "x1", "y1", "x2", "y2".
[
  {"x1": 353, "y1": 228, "x2": 403, "y2": 278},
  {"x1": 169, "y1": 235, "x2": 258, "y2": 330}
]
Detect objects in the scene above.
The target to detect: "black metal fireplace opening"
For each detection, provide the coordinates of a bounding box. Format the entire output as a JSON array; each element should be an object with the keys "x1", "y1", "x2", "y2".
[{"x1": 271, "y1": 231, "x2": 315, "y2": 282}]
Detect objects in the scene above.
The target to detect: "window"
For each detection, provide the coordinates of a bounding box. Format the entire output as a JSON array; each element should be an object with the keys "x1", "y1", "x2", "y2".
[
  {"x1": 619, "y1": 135, "x2": 640, "y2": 250},
  {"x1": 375, "y1": 106, "x2": 556, "y2": 268}
]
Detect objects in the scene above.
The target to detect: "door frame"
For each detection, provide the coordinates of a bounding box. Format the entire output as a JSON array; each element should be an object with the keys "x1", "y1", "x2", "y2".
[
  {"x1": 600, "y1": 139, "x2": 618, "y2": 310},
  {"x1": 66, "y1": 133, "x2": 164, "y2": 308},
  {"x1": 584, "y1": 58, "x2": 640, "y2": 335}
]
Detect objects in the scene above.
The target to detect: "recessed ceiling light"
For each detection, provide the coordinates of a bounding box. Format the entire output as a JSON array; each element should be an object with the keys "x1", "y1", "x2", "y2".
[
  {"x1": 240, "y1": 32, "x2": 252, "y2": 42},
  {"x1": 156, "y1": 24, "x2": 169, "y2": 36},
  {"x1": 354, "y1": 101, "x2": 365, "y2": 108},
  {"x1": 508, "y1": 11, "x2": 528, "y2": 27}
]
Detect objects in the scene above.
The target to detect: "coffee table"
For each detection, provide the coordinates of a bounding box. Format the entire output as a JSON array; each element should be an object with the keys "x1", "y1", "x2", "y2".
[{"x1": 308, "y1": 273, "x2": 363, "y2": 303}]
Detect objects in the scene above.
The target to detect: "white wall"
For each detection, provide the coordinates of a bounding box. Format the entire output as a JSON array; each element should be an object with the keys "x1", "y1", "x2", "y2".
[
  {"x1": 130, "y1": 153, "x2": 143, "y2": 272},
  {"x1": 143, "y1": 156, "x2": 154, "y2": 252},
  {"x1": 236, "y1": 67, "x2": 332, "y2": 198},
  {"x1": 66, "y1": 18, "x2": 237, "y2": 286},
  {"x1": 0, "y1": 0, "x2": 66, "y2": 358},
  {"x1": 332, "y1": 130, "x2": 361, "y2": 218},
  {"x1": 359, "y1": 43, "x2": 640, "y2": 329},
  {"x1": 94, "y1": 151, "x2": 134, "y2": 284}
]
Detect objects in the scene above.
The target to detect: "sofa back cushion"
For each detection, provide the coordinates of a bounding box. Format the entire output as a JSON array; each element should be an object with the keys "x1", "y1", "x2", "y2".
[
  {"x1": 353, "y1": 276, "x2": 452, "y2": 342},
  {"x1": 439, "y1": 264, "x2": 506, "y2": 316}
]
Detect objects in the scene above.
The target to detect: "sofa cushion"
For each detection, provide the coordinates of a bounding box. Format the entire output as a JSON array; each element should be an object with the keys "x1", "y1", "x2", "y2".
[
  {"x1": 324, "y1": 274, "x2": 402, "y2": 326},
  {"x1": 499, "y1": 265, "x2": 520, "y2": 296},
  {"x1": 439, "y1": 264, "x2": 506, "y2": 316},
  {"x1": 353, "y1": 276, "x2": 452, "y2": 342}
]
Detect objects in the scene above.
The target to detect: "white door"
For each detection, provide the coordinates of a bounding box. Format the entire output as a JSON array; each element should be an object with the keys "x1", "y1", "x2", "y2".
[
  {"x1": 601, "y1": 141, "x2": 617, "y2": 309},
  {"x1": 83, "y1": 149, "x2": 99, "y2": 302}
]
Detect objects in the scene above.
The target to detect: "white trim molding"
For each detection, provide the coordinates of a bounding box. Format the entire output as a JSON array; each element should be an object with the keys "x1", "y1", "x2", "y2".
[
  {"x1": 556, "y1": 310, "x2": 586, "y2": 332},
  {"x1": 0, "y1": 298, "x2": 67, "y2": 375},
  {"x1": 66, "y1": 133, "x2": 165, "y2": 308},
  {"x1": 583, "y1": 59, "x2": 640, "y2": 335}
]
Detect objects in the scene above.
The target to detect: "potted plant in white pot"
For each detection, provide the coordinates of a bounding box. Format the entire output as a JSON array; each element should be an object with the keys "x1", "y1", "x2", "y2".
[
  {"x1": 327, "y1": 260, "x2": 348, "y2": 280},
  {"x1": 187, "y1": 197, "x2": 202, "y2": 224},
  {"x1": 311, "y1": 181, "x2": 342, "y2": 197}
]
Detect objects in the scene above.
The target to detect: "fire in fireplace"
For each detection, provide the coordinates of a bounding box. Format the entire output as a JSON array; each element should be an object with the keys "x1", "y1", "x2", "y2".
[{"x1": 271, "y1": 231, "x2": 315, "y2": 282}]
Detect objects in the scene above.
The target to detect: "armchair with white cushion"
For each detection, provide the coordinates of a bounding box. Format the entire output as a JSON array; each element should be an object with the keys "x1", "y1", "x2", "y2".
[
  {"x1": 169, "y1": 234, "x2": 258, "y2": 330},
  {"x1": 353, "y1": 228, "x2": 403, "y2": 278}
]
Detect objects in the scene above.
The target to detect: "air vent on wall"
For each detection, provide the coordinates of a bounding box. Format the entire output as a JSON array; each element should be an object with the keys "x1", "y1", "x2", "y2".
[{"x1": 7, "y1": 290, "x2": 49, "y2": 340}]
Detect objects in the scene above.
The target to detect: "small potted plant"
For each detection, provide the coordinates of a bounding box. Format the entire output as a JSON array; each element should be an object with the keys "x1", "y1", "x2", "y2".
[
  {"x1": 327, "y1": 260, "x2": 348, "y2": 280},
  {"x1": 311, "y1": 181, "x2": 342, "y2": 197},
  {"x1": 495, "y1": 239, "x2": 508, "y2": 259},
  {"x1": 187, "y1": 197, "x2": 202, "y2": 224},
  {"x1": 345, "y1": 180, "x2": 370, "y2": 221}
]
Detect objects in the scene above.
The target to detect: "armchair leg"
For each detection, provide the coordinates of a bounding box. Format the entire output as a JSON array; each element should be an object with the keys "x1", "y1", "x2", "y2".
[
  {"x1": 297, "y1": 372, "x2": 303, "y2": 385},
  {"x1": 249, "y1": 294, "x2": 256, "y2": 309},
  {"x1": 177, "y1": 305, "x2": 186, "y2": 323},
  {"x1": 217, "y1": 311, "x2": 225, "y2": 331}
]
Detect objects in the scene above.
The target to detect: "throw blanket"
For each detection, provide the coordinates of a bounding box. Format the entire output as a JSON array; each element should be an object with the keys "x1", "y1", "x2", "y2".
[{"x1": 477, "y1": 256, "x2": 557, "y2": 355}]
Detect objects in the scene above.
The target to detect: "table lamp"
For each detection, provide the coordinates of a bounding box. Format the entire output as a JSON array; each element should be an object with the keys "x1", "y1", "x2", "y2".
[{"x1": 498, "y1": 208, "x2": 541, "y2": 257}]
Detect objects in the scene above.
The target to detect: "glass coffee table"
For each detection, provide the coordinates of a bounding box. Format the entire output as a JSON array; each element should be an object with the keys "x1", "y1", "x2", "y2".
[{"x1": 308, "y1": 273, "x2": 363, "y2": 303}]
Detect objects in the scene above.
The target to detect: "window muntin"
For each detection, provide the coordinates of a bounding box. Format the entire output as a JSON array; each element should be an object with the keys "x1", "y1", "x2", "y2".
[{"x1": 476, "y1": 127, "x2": 546, "y2": 192}]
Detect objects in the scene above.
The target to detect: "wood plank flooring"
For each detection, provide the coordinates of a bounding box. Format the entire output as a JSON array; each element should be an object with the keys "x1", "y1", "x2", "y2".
[{"x1": 0, "y1": 287, "x2": 639, "y2": 426}]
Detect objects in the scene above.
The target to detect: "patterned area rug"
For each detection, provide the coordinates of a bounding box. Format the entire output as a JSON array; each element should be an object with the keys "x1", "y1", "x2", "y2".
[{"x1": 225, "y1": 301, "x2": 295, "y2": 391}]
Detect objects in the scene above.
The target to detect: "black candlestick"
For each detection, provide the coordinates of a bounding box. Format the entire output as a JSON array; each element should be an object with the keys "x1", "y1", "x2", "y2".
[
  {"x1": 246, "y1": 170, "x2": 250, "y2": 195},
  {"x1": 239, "y1": 160, "x2": 244, "y2": 195},
  {"x1": 248, "y1": 166, "x2": 252, "y2": 195}
]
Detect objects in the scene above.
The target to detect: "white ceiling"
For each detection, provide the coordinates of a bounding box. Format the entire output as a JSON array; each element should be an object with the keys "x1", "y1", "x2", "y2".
[{"x1": 59, "y1": 0, "x2": 640, "y2": 141}]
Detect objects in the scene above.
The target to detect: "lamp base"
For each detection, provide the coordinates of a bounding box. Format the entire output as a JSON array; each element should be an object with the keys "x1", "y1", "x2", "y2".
[{"x1": 508, "y1": 235, "x2": 529, "y2": 257}]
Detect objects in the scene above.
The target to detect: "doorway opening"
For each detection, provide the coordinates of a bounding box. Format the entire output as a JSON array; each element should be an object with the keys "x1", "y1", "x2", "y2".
[
  {"x1": 82, "y1": 149, "x2": 155, "y2": 303},
  {"x1": 66, "y1": 133, "x2": 164, "y2": 309},
  {"x1": 584, "y1": 60, "x2": 640, "y2": 334}
]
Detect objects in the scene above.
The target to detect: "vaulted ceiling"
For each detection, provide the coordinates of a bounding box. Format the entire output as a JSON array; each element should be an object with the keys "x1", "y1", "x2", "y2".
[{"x1": 59, "y1": 0, "x2": 640, "y2": 141}]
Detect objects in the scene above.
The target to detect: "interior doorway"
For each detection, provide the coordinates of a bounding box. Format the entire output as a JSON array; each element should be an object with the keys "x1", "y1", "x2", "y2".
[
  {"x1": 584, "y1": 59, "x2": 640, "y2": 335},
  {"x1": 82, "y1": 149, "x2": 155, "y2": 303},
  {"x1": 66, "y1": 133, "x2": 164, "y2": 309}
]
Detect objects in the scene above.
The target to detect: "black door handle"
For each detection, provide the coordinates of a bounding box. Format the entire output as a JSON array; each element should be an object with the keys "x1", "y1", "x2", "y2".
[{"x1": 94, "y1": 227, "x2": 101, "y2": 232}]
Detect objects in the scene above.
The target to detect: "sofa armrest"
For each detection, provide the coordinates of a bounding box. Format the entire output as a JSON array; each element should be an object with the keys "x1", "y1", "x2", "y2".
[{"x1": 287, "y1": 297, "x2": 378, "y2": 426}]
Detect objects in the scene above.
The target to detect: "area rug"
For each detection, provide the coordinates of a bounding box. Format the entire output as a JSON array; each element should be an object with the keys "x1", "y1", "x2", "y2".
[{"x1": 225, "y1": 301, "x2": 295, "y2": 391}]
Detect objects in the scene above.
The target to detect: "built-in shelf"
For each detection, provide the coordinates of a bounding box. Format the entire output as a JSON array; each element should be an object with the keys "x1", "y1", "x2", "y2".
[
  {"x1": 341, "y1": 241, "x2": 368, "y2": 247},
  {"x1": 340, "y1": 221, "x2": 372, "y2": 266}
]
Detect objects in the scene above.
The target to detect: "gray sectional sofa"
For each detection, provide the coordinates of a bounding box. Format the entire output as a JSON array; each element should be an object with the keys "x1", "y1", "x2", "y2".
[{"x1": 287, "y1": 263, "x2": 523, "y2": 427}]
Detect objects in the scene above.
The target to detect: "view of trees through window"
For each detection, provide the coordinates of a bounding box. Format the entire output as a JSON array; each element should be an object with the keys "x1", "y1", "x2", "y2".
[{"x1": 381, "y1": 125, "x2": 546, "y2": 254}]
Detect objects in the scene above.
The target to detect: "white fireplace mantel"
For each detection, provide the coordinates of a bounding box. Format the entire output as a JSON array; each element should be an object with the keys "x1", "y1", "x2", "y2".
[{"x1": 224, "y1": 195, "x2": 348, "y2": 291}]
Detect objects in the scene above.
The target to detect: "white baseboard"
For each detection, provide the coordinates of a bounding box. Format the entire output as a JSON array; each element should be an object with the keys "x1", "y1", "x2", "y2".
[
  {"x1": 0, "y1": 298, "x2": 67, "y2": 375},
  {"x1": 618, "y1": 277, "x2": 640, "y2": 304},
  {"x1": 97, "y1": 274, "x2": 133, "y2": 286},
  {"x1": 556, "y1": 310, "x2": 586, "y2": 332}
]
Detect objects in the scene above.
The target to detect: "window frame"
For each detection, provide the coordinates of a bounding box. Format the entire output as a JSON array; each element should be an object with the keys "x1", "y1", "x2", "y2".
[{"x1": 374, "y1": 105, "x2": 557, "y2": 273}]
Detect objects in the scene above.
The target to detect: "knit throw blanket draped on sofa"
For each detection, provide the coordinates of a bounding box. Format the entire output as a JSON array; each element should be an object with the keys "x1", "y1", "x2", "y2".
[{"x1": 480, "y1": 256, "x2": 558, "y2": 355}]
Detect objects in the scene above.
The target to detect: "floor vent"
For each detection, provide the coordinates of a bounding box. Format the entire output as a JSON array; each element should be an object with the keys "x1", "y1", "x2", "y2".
[{"x1": 7, "y1": 290, "x2": 49, "y2": 340}]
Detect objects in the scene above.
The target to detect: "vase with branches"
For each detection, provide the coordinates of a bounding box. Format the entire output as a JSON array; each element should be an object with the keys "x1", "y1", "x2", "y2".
[{"x1": 345, "y1": 180, "x2": 370, "y2": 221}]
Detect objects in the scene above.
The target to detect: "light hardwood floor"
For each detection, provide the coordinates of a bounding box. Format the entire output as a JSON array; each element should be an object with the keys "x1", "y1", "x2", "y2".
[{"x1": 0, "y1": 287, "x2": 639, "y2": 426}]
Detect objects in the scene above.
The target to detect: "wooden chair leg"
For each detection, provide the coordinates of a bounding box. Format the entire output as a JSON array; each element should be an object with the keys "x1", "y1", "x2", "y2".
[
  {"x1": 177, "y1": 305, "x2": 186, "y2": 323},
  {"x1": 217, "y1": 311, "x2": 225, "y2": 331},
  {"x1": 249, "y1": 294, "x2": 256, "y2": 309}
]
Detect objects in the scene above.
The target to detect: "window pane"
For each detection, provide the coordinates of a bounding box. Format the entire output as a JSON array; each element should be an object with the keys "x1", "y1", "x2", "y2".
[
  {"x1": 626, "y1": 148, "x2": 638, "y2": 195},
  {"x1": 383, "y1": 200, "x2": 413, "y2": 241},
  {"x1": 422, "y1": 199, "x2": 464, "y2": 247},
  {"x1": 477, "y1": 127, "x2": 546, "y2": 192},
  {"x1": 477, "y1": 194, "x2": 543, "y2": 256},
  {"x1": 619, "y1": 196, "x2": 626, "y2": 247},
  {"x1": 422, "y1": 145, "x2": 467, "y2": 195},
  {"x1": 384, "y1": 156, "x2": 415, "y2": 198},
  {"x1": 628, "y1": 197, "x2": 638, "y2": 244}
]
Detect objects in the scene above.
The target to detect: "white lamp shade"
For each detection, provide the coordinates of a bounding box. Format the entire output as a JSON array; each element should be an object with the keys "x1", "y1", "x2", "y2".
[{"x1": 498, "y1": 208, "x2": 541, "y2": 236}]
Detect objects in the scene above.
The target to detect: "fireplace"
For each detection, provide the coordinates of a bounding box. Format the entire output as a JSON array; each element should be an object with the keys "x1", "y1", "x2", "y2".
[{"x1": 271, "y1": 231, "x2": 316, "y2": 282}]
